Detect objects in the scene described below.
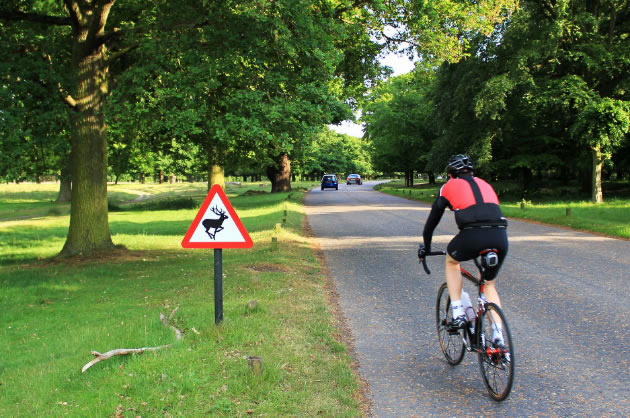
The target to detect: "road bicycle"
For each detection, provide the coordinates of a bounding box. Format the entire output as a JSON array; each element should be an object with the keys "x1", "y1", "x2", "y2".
[{"x1": 420, "y1": 247, "x2": 514, "y2": 401}]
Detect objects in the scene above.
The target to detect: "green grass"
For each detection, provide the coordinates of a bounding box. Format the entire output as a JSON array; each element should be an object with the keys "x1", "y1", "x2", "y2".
[
  {"x1": 502, "y1": 200, "x2": 630, "y2": 238},
  {"x1": 376, "y1": 179, "x2": 630, "y2": 239},
  {"x1": 0, "y1": 181, "x2": 362, "y2": 417}
]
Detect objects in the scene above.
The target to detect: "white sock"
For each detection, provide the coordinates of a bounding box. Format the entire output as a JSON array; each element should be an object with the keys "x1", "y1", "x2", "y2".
[{"x1": 451, "y1": 300, "x2": 464, "y2": 319}]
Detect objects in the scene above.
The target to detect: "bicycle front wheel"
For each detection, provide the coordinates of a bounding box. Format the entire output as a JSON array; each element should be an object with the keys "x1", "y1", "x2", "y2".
[
  {"x1": 477, "y1": 303, "x2": 514, "y2": 401},
  {"x1": 436, "y1": 283, "x2": 465, "y2": 365}
]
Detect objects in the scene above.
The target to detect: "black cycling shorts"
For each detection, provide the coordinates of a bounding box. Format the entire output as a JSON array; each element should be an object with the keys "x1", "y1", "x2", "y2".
[{"x1": 447, "y1": 226, "x2": 508, "y2": 280}]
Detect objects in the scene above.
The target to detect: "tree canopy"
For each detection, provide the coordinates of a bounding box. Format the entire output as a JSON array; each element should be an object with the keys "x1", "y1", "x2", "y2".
[
  {"x1": 1, "y1": 0, "x2": 522, "y2": 256},
  {"x1": 363, "y1": 0, "x2": 630, "y2": 202}
]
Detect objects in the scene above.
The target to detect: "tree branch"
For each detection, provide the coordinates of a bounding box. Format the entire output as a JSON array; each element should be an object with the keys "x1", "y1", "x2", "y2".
[
  {"x1": 63, "y1": 0, "x2": 80, "y2": 31},
  {"x1": 88, "y1": 0, "x2": 115, "y2": 43},
  {"x1": 96, "y1": 28, "x2": 126, "y2": 47},
  {"x1": 38, "y1": 53, "x2": 78, "y2": 111},
  {"x1": 106, "y1": 44, "x2": 140, "y2": 63},
  {"x1": 0, "y1": 9, "x2": 71, "y2": 26},
  {"x1": 81, "y1": 309, "x2": 183, "y2": 373},
  {"x1": 380, "y1": 31, "x2": 421, "y2": 49},
  {"x1": 81, "y1": 346, "x2": 171, "y2": 373}
]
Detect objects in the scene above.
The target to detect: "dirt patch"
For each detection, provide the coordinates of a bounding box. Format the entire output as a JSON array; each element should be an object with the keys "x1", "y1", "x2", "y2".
[
  {"x1": 302, "y1": 217, "x2": 374, "y2": 417},
  {"x1": 242, "y1": 190, "x2": 267, "y2": 196},
  {"x1": 243, "y1": 263, "x2": 291, "y2": 273}
]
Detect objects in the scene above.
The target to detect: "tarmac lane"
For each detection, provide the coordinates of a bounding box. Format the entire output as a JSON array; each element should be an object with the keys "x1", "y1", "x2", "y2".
[{"x1": 304, "y1": 181, "x2": 630, "y2": 416}]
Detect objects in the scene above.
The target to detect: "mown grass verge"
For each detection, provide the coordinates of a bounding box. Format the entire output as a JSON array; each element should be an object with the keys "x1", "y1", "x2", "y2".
[
  {"x1": 0, "y1": 182, "x2": 363, "y2": 416},
  {"x1": 376, "y1": 179, "x2": 630, "y2": 240}
]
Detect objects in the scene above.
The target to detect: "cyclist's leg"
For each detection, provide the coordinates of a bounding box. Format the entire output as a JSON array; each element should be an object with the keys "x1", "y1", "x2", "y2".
[
  {"x1": 481, "y1": 227, "x2": 509, "y2": 332},
  {"x1": 445, "y1": 254, "x2": 463, "y2": 303},
  {"x1": 483, "y1": 280, "x2": 501, "y2": 308},
  {"x1": 445, "y1": 233, "x2": 467, "y2": 320},
  {"x1": 483, "y1": 279, "x2": 505, "y2": 342}
]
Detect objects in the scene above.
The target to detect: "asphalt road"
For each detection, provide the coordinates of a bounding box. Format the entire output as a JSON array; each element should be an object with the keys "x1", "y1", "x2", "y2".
[{"x1": 304, "y1": 180, "x2": 630, "y2": 417}]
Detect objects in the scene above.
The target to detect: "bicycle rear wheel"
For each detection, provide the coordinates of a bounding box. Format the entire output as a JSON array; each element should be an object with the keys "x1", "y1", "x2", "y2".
[
  {"x1": 477, "y1": 303, "x2": 514, "y2": 401},
  {"x1": 436, "y1": 283, "x2": 465, "y2": 365}
]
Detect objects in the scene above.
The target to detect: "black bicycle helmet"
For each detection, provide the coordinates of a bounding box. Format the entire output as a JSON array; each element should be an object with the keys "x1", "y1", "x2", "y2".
[{"x1": 447, "y1": 154, "x2": 474, "y2": 177}]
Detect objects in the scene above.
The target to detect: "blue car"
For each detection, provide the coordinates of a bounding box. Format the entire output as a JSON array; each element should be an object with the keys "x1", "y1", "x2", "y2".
[{"x1": 321, "y1": 174, "x2": 338, "y2": 190}]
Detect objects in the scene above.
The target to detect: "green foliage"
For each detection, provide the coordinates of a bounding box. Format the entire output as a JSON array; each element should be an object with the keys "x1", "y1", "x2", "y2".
[
  {"x1": 572, "y1": 98, "x2": 630, "y2": 154},
  {"x1": 366, "y1": 0, "x2": 630, "y2": 197},
  {"x1": 300, "y1": 128, "x2": 373, "y2": 177},
  {"x1": 0, "y1": 3, "x2": 71, "y2": 182},
  {"x1": 363, "y1": 71, "x2": 437, "y2": 174}
]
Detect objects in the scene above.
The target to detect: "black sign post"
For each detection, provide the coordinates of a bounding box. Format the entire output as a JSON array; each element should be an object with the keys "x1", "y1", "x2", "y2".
[
  {"x1": 181, "y1": 185, "x2": 253, "y2": 326},
  {"x1": 213, "y1": 248, "x2": 223, "y2": 324}
]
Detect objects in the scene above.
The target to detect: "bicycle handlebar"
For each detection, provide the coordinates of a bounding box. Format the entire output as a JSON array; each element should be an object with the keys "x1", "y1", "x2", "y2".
[{"x1": 419, "y1": 247, "x2": 446, "y2": 275}]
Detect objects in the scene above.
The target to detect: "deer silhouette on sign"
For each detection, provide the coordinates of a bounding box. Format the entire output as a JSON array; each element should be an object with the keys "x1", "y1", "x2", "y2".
[{"x1": 202, "y1": 206, "x2": 229, "y2": 239}]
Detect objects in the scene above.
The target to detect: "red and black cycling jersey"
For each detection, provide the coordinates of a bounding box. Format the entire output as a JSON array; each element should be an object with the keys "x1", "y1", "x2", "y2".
[{"x1": 423, "y1": 175, "x2": 507, "y2": 250}]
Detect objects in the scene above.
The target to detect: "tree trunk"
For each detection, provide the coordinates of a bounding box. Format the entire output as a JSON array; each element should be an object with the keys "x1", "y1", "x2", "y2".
[
  {"x1": 60, "y1": 1, "x2": 116, "y2": 256},
  {"x1": 592, "y1": 145, "x2": 604, "y2": 203},
  {"x1": 56, "y1": 161, "x2": 72, "y2": 203},
  {"x1": 207, "y1": 145, "x2": 225, "y2": 190},
  {"x1": 57, "y1": 177, "x2": 72, "y2": 203},
  {"x1": 267, "y1": 152, "x2": 292, "y2": 192},
  {"x1": 209, "y1": 164, "x2": 225, "y2": 190}
]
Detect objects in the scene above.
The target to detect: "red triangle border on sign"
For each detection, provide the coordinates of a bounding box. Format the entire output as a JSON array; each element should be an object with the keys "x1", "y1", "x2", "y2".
[{"x1": 181, "y1": 184, "x2": 254, "y2": 249}]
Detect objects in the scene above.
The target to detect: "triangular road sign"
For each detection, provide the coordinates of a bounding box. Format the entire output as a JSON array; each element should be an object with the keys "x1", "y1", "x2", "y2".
[{"x1": 181, "y1": 184, "x2": 253, "y2": 249}]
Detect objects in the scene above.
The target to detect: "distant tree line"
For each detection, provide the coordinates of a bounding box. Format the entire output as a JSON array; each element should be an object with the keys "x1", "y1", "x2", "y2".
[{"x1": 364, "y1": 0, "x2": 630, "y2": 203}]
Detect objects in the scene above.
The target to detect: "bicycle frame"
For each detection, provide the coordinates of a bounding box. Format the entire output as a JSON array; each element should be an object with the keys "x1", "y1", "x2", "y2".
[
  {"x1": 422, "y1": 248, "x2": 500, "y2": 353},
  {"x1": 457, "y1": 265, "x2": 487, "y2": 352}
]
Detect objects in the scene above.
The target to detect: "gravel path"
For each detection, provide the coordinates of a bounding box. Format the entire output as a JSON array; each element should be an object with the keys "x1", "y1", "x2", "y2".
[{"x1": 305, "y1": 181, "x2": 630, "y2": 416}]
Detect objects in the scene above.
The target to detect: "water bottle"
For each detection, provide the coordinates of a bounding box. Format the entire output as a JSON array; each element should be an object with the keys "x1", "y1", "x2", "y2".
[{"x1": 461, "y1": 291, "x2": 476, "y2": 333}]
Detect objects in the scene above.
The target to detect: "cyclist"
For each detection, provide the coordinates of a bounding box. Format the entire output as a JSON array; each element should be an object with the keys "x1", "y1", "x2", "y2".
[{"x1": 418, "y1": 154, "x2": 508, "y2": 344}]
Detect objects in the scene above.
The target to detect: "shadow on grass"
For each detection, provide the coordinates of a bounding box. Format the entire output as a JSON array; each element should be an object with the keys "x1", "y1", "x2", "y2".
[
  {"x1": 1, "y1": 248, "x2": 202, "y2": 288},
  {"x1": 0, "y1": 190, "x2": 307, "y2": 266}
]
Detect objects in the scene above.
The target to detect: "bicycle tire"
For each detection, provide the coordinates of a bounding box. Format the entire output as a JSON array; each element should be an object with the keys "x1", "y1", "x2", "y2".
[
  {"x1": 435, "y1": 282, "x2": 466, "y2": 365},
  {"x1": 477, "y1": 303, "x2": 514, "y2": 401}
]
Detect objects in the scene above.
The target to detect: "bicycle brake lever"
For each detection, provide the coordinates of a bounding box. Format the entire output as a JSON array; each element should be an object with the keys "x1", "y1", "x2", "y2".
[{"x1": 422, "y1": 258, "x2": 431, "y2": 275}]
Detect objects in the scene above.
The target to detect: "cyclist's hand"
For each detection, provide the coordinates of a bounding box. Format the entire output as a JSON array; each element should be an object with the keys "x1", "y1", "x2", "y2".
[{"x1": 418, "y1": 244, "x2": 427, "y2": 262}]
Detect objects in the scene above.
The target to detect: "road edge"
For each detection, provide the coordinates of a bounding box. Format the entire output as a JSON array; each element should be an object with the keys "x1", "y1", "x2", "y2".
[{"x1": 302, "y1": 215, "x2": 374, "y2": 417}]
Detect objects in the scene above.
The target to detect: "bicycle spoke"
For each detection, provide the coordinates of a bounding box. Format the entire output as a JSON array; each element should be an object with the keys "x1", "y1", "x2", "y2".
[
  {"x1": 477, "y1": 303, "x2": 514, "y2": 401},
  {"x1": 435, "y1": 283, "x2": 465, "y2": 365}
]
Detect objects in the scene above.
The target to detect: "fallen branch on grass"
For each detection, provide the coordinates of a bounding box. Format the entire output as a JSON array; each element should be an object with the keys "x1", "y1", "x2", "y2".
[
  {"x1": 161, "y1": 307, "x2": 183, "y2": 341},
  {"x1": 81, "y1": 309, "x2": 183, "y2": 373},
  {"x1": 81, "y1": 346, "x2": 170, "y2": 373}
]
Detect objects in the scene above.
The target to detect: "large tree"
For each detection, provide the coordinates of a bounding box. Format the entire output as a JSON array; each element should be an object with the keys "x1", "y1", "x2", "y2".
[
  {"x1": 1, "y1": 1, "x2": 129, "y2": 255},
  {"x1": 363, "y1": 71, "x2": 438, "y2": 184}
]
